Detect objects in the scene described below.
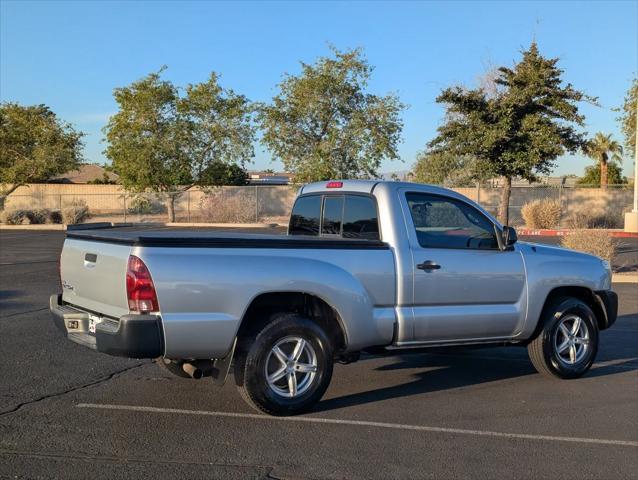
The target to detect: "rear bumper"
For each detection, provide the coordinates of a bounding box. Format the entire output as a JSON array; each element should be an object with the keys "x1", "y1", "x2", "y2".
[
  {"x1": 50, "y1": 294, "x2": 164, "y2": 358},
  {"x1": 594, "y1": 290, "x2": 618, "y2": 330}
]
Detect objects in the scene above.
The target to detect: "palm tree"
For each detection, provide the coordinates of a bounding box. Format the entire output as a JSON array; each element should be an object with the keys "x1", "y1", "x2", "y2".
[{"x1": 584, "y1": 133, "x2": 623, "y2": 188}]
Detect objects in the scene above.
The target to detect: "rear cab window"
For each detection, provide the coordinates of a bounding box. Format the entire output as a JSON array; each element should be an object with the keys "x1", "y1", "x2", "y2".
[
  {"x1": 321, "y1": 197, "x2": 344, "y2": 235},
  {"x1": 289, "y1": 195, "x2": 321, "y2": 235},
  {"x1": 289, "y1": 194, "x2": 380, "y2": 240}
]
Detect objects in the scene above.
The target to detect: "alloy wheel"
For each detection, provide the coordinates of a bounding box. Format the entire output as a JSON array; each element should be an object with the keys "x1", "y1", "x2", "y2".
[
  {"x1": 554, "y1": 314, "x2": 590, "y2": 365},
  {"x1": 264, "y1": 336, "x2": 318, "y2": 398}
]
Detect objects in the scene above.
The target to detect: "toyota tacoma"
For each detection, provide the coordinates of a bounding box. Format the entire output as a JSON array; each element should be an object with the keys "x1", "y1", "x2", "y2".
[{"x1": 51, "y1": 180, "x2": 618, "y2": 415}]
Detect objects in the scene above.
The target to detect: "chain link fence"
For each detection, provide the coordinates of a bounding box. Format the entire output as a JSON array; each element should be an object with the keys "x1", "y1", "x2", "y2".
[
  {"x1": 452, "y1": 184, "x2": 632, "y2": 228},
  {"x1": 2, "y1": 186, "x2": 298, "y2": 225},
  {"x1": 1, "y1": 184, "x2": 633, "y2": 227}
]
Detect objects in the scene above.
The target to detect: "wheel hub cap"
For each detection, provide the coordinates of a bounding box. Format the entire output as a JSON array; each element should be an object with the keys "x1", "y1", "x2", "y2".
[
  {"x1": 554, "y1": 314, "x2": 590, "y2": 365},
  {"x1": 265, "y1": 336, "x2": 318, "y2": 398}
]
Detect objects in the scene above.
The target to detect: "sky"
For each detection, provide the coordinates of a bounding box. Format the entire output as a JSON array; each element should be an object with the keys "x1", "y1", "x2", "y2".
[{"x1": 1, "y1": 0, "x2": 637, "y2": 177}]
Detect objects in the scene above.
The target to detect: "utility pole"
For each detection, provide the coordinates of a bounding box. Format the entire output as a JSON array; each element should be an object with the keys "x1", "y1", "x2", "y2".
[
  {"x1": 625, "y1": 98, "x2": 638, "y2": 232},
  {"x1": 634, "y1": 97, "x2": 638, "y2": 213}
]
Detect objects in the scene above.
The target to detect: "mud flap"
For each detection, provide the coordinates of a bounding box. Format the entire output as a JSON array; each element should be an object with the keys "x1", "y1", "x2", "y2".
[{"x1": 211, "y1": 337, "x2": 237, "y2": 386}]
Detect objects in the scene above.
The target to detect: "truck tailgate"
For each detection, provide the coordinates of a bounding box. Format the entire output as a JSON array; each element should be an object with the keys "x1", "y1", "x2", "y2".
[{"x1": 60, "y1": 238, "x2": 131, "y2": 318}]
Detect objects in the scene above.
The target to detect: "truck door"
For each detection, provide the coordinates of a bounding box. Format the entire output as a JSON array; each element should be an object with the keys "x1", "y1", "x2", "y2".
[{"x1": 401, "y1": 190, "x2": 526, "y2": 343}]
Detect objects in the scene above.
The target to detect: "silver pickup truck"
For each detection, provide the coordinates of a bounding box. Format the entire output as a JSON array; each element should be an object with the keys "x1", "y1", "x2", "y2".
[{"x1": 51, "y1": 180, "x2": 618, "y2": 415}]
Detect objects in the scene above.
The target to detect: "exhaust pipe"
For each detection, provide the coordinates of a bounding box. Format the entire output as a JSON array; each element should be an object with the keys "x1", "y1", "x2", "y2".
[
  {"x1": 181, "y1": 360, "x2": 215, "y2": 379},
  {"x1": 182, "y1": 362, "x2": 203, "y2": 379}
]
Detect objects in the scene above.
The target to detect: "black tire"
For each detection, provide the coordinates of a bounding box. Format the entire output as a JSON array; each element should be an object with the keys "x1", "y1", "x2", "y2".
[
  {"x1": 155, "y1": 358, "x2": 192, "y2": 379},
  {"x1": 527, "y1": 296, "x2": 599, "y2": 379},
  {"x1": 234, "y1": 313, "x2": 334, "y2": 416}
]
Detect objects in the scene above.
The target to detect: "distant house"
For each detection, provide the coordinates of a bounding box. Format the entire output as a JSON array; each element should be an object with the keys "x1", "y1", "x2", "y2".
[
  {"x1": 49, "y1": 164, "x2": 119, "y2": 184},
  {"x1": 248, "y1": 171, "x2": 293, "y2": 185}
]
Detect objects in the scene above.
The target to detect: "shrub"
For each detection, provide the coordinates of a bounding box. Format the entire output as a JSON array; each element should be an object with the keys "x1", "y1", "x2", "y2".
[
  {"x1": 565, "y1": 210, "x2": 623, "y2": 229},
  {"x1": 561, "y1": 230, "x2": 616, "y2": 262},
  {"x1": 199, "y1": 191, "x2": 256, "y2": 223},
  {"x1": 1, "y1": 208, "x2": 64, "y2": 224},
  {"x1": 47, "y1": 210, "x2": 63, "y2": 224},
  {"x1": 588, "y1": 213, "x2": 623, "y2": 229},
  {"x1": 521, "y1": 199, "x2": 562, "y2": 229},
  {"x1": 62, "y1": 200, "x2": 90, "y2": 224},
  {"x1": 564, "y1": 210, "x2": 590, "y2": 229},
  {"x1": 127, "y1": 196, "x2": 166, "y2": 215},
  {"x1": 1, "y1": 209, "x2": 28, "y2": 225},
  {"x1": 25, "y1": 209, "x2": 49, "y2": 224}
]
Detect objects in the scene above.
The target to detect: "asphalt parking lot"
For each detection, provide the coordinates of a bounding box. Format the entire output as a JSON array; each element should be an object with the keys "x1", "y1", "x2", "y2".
[{"x1": 0, "y1": 229, "x2": 637, "y2": 479}]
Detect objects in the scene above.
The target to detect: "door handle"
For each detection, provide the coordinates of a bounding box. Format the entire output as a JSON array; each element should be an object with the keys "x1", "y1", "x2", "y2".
[
  {"x1": 84, "y1": 252, "x2": 97, "y2": 269},
  {"x1": 417, "y1": 261, "x2": 441, "y2": 271}
]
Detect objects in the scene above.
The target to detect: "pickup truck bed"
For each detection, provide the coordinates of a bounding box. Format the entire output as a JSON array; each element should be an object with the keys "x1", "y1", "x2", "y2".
[{"x1": 57, "y1": 225, "x2": 397, "y2": 362}]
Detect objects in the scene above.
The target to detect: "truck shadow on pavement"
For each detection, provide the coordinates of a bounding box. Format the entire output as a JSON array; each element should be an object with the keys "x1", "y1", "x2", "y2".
[
  {"x1": 314, "y1": 334, "x2": 638, "y2": 413},
  {"x1": 315, "y1": 351, "x2": 536, "y2": 412},
  {"x1": 0, "y1": 290, "x2": 33, "y2": 317}
]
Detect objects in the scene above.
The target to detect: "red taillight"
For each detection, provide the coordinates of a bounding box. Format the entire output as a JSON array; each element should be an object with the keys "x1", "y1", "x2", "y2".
[
  {"x1": 126, "y1": 255, "x2": 159, "y2": 313},
  {"x1": 326, "y1": 181, "x2": 343, "y2": 188}
]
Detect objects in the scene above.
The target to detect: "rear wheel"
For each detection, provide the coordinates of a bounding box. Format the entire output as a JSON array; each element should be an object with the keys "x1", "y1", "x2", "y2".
[
  {"x1": 234, "y1": 313, "x2": 334, "y2": 415},
  {"x1": 527, "y1": 297, "x2": 598, "y2": 379}
]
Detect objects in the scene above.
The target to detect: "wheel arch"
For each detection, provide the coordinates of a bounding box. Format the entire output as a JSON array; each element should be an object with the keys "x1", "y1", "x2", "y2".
[
  {"x1": 536, "y1": 286, "x2": 607, "y2": 335},
  {"x1": 236, "y1": 291, "x2": 348, "y2": 354}
]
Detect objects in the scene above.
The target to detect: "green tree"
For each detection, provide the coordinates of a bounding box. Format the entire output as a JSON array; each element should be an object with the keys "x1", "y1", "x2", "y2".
[
  {"x1": 87, "y1": 171, "x2": 118, "y2": 185},
  {"x1": 428, "y1": 43, "x2": 592, "y2": 225},
  {"x1": 199, "y1": 162, "x2": 248, "y2": 186},
  {"x1": 583, "y1": 133, "x2": 623, "y2": 188},
  {"x1": 411, "y1": 151, "x2": 479, "y2": 187},
  {"x1": 104, "y1": 70, "x2": 254, "y2": 221},
  {"x1": 259, "y1": 47, "x2": 405, "y2": 183},
  {"x1": 618, "y1": 77, "x2": 637, "y2": 156},
  {"x1": 87, "y1": 164, "x2": 118, "y2": 185},
  {"x1": 0, "y1": 103, "x2": 84, "y2": 210},
  {"x1": 577, "y1": 162, "x2": 626, "y2": 186}
]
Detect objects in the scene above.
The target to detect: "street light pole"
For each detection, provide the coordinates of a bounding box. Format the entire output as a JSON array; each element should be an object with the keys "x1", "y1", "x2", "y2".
[
  {"x1": 625, "y1": 99, "x2": 638, "y2": 232},
  {"x1": 634, "y1": 98, "x2": 638, "y2": 212}
]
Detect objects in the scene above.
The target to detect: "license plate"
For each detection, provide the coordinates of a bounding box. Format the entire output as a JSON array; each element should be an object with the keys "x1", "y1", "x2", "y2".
[{"x1": 88, "y1": 314, "x2": 102, "y2": 334}]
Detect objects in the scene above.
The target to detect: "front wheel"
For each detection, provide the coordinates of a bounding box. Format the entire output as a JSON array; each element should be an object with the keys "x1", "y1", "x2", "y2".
[
  {"x1": 234, "y1": 313, "x2": 334, "y2": 415},
  {"x1": 527, "y1": 297, "x2": 599, "y2": 379}
]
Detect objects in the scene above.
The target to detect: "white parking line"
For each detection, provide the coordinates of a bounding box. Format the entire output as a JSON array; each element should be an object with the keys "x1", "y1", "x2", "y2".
[{"x1": 77, "y1": 403, "x2": 638, "y2": 448}]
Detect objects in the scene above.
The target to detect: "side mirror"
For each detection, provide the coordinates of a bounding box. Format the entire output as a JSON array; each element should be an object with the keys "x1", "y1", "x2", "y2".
[{"x1": 502, "y1": 226, "x2": 518, "y2": 247}]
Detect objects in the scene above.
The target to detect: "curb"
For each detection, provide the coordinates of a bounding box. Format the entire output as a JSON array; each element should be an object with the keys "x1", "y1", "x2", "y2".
[
  {"x1": 612, "y1": 274, "x2": 638, "y2": 284},
  {"x1": 0, "y1": 222, "x2": 281, "y2": 231},
  {"x1": 517, "y1": 228, "x2": 638, "y2": 238},
  {"x1": 0, "y1": 224, "x2": 67, "y2": 230}
]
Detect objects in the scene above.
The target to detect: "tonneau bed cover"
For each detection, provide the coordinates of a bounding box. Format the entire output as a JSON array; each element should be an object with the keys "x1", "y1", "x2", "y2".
[{"x1": 66, "y1": 224, "x2": 389, "y2": 249}]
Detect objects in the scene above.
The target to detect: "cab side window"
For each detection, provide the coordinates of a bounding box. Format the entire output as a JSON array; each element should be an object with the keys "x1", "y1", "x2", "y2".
[{"x1": 406, "y1": 192, "x2": 498, "y2": 250}]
